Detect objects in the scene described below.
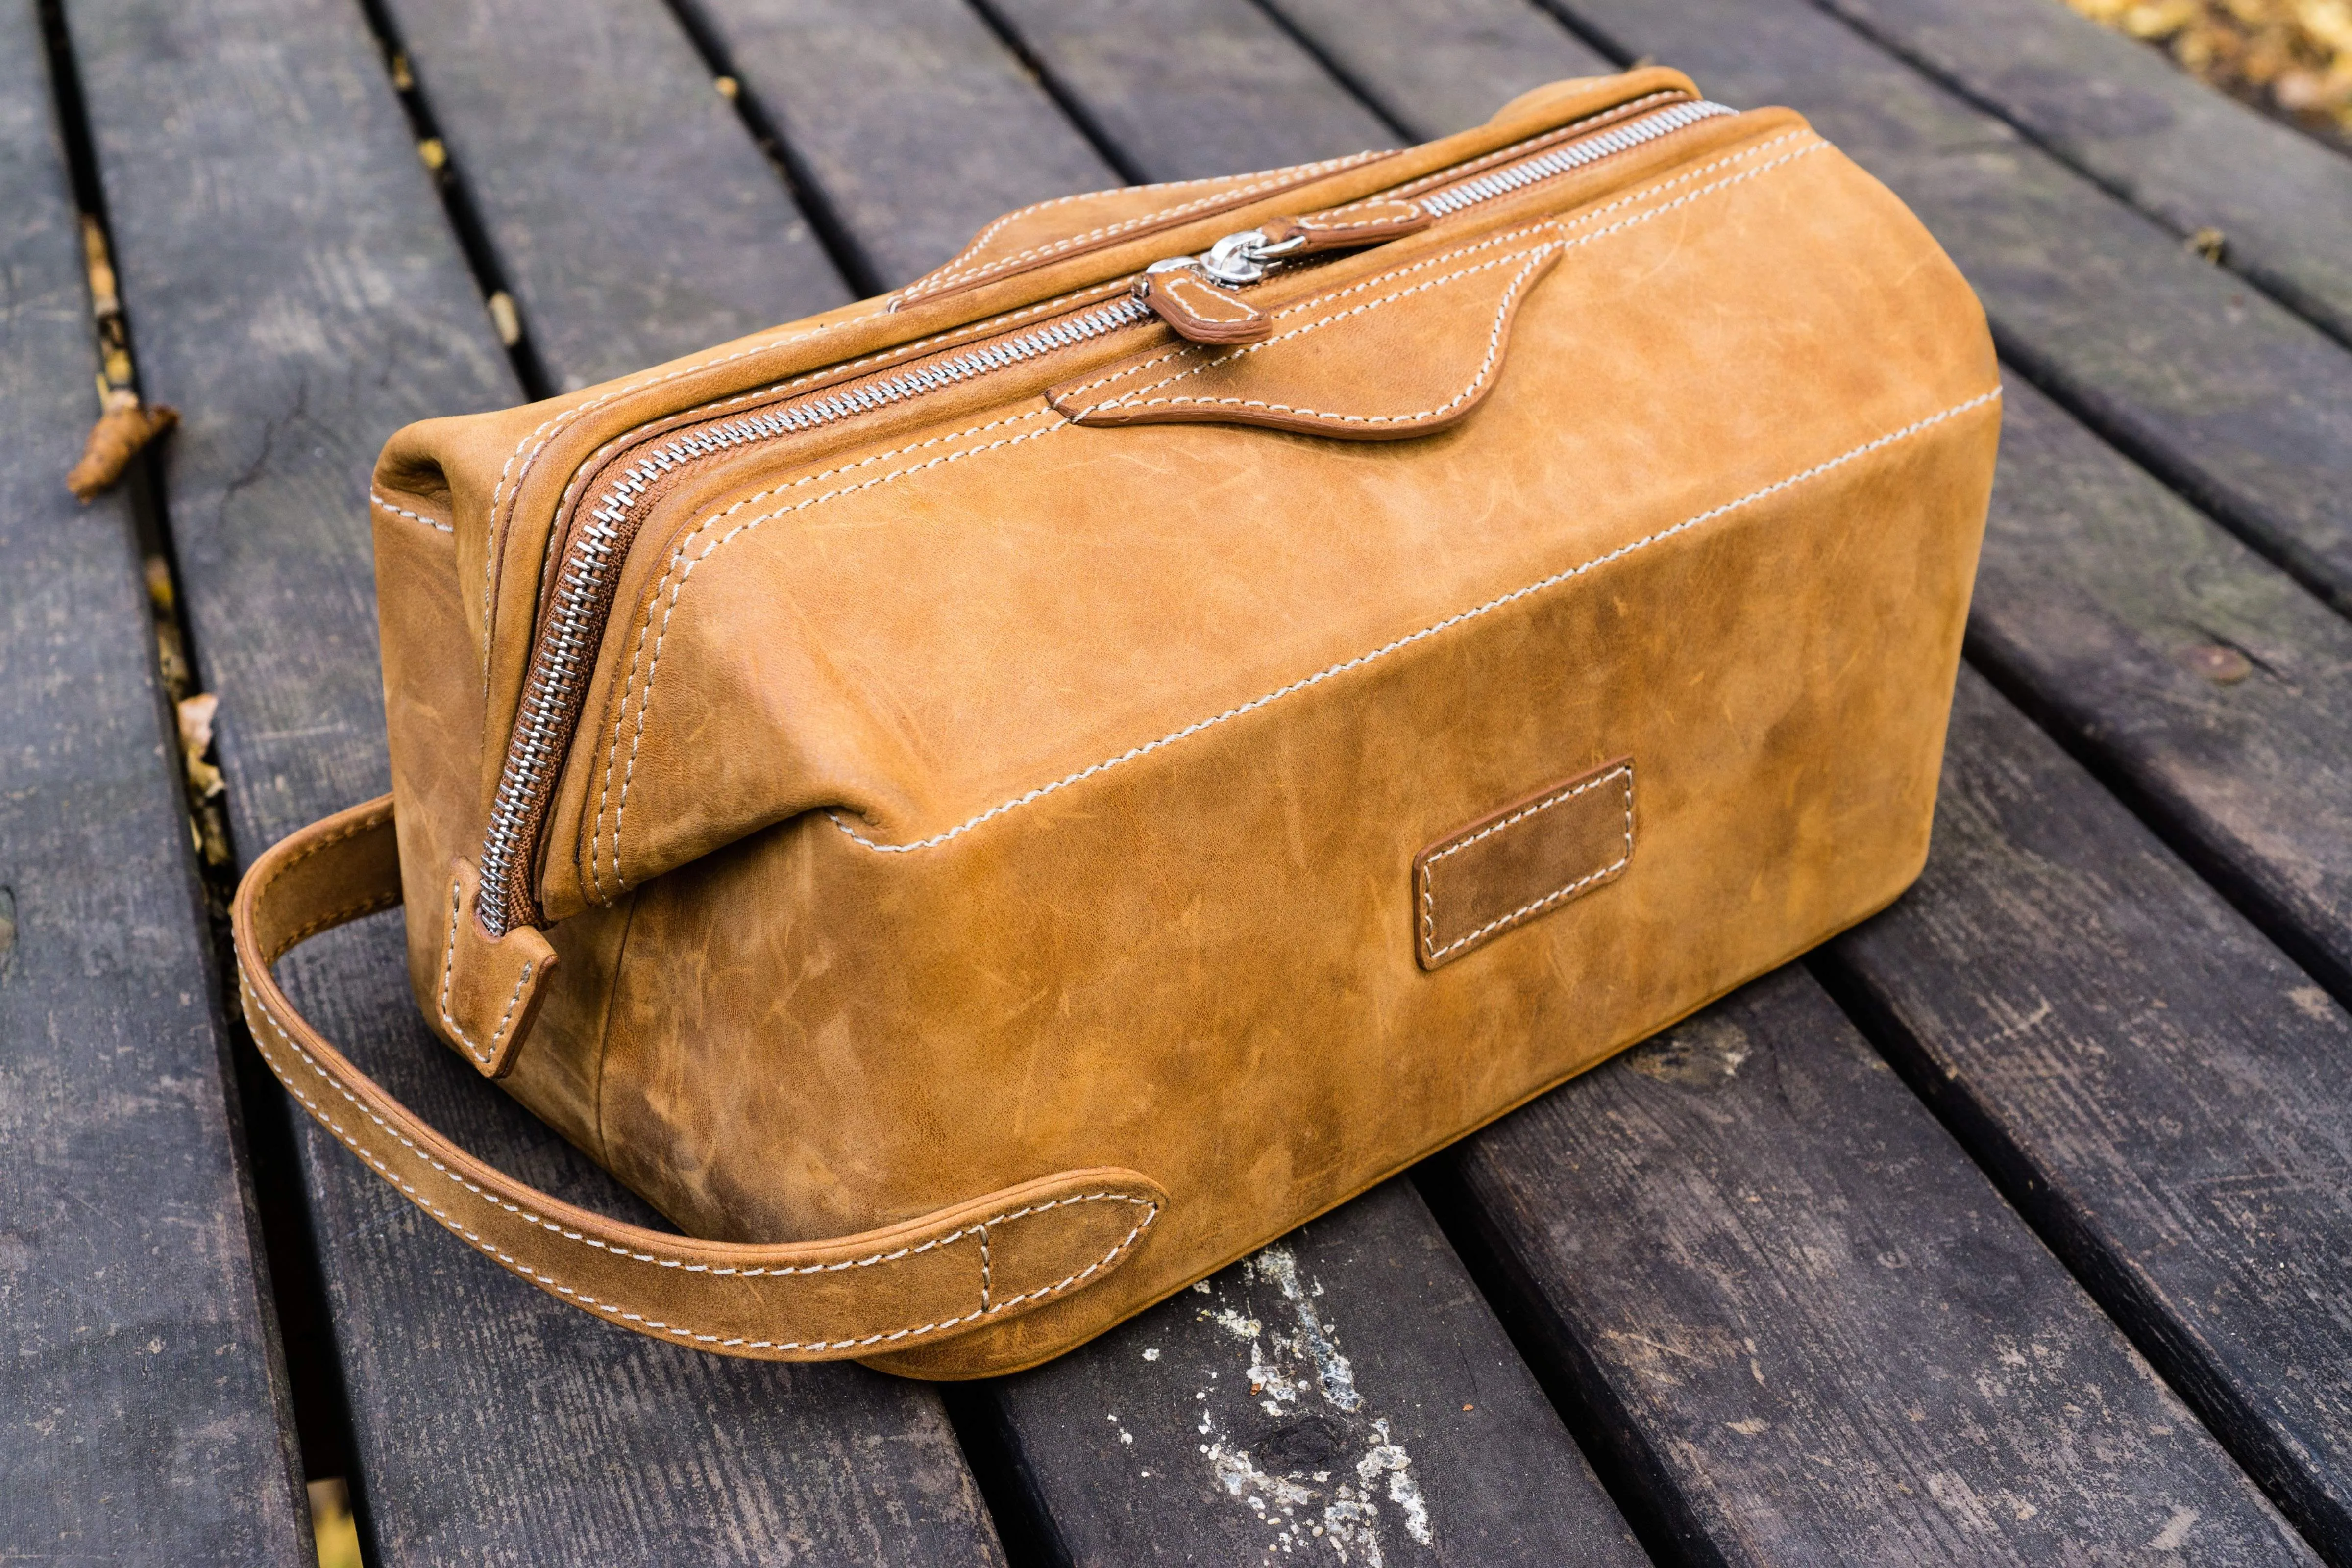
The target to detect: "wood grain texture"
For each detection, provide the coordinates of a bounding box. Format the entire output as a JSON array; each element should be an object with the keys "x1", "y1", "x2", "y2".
[
  {"x1": 61, "y1": 0, "x2": 1005, "y2": 1558},
  {"x1": 1257, "y1": 0, "x2": 1613, "y2": 141},
  {"x1": 64, "y1": 0, "x2": 513, "y2": 859},
  {"x1": 0, "y1": 15, "x2": 309, "y2": 1563},
  {"x1": 685, "y1": 0, "x2": 1121, "y2": 288},
  {"x1": 979, "y1": 0, "x2": 1399, "y2": 181},
  {"x1": 1534, "y1": 0, "x2": 2352, "y2": 615},
  {"x1": 377, "y1": 0, "x2": 850, "y2": 390},
  {"x1": 1453, "y1": 961, "x2": 2315, "y2": 1564},
  {"x1": 1809, "y1": 0, "x2": 2352, "y2": 348},
  {"x1": 1969, "y1": 375, "x2": 2352, "y2": 999},
  {"x1": 1826, "y1": 670, "x2": 2352, "y2": 1557},
  {"x1": 986, "y1": 1180, "x2": 1646, "y2": 1566}
]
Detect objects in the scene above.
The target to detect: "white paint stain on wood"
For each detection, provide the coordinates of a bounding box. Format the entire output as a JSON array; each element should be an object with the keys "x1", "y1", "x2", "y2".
[{"x1": 1184, "y1": 1241, "x2": 1433, "y2": 1561}]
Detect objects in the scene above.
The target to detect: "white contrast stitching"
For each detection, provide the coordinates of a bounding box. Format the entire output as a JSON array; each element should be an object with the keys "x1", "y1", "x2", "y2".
[
  {"x1": 1280, "y1": 201, "x2": 1422, "y2": 234},
  {"x1": 370, "y1": 491, "x2": 452, "y2": 533},
  {"x1": 819, "y1": 385, "x2": 2002, "y2": 855},
  {"x1": 435, "y1": 878, "x2": 535, "y2": 1071},
  {"x1": 1419, "y1": 764, "x2": 1634, "y2": 963},
  {"x1": 591, "y1": 134, "x2": 1835, "y2": 886},
  {"x1": 239, "y1": 968, "x2": 1158, "y2": 1349},
  {"x1": 895, "y1": 149, "x2": 1395, "y2": 305}
]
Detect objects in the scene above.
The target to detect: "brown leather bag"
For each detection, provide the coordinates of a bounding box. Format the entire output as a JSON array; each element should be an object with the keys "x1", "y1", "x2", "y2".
[{"x1": 233, "y1": 68, "x2": 2000, "y2": 1376}]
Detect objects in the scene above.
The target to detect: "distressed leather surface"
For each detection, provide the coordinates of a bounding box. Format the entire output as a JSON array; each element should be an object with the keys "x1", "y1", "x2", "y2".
[{"x1": 261, "y1": 69, "x2": 2000, "y2": 1374}]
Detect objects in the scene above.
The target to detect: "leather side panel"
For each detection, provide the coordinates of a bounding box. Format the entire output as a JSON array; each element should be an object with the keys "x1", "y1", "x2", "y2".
[
  {"x1": 593, "y1": 397, "x2": 1999, "y2": 1375},
  {"x1": 372, "y1": 494, "x2": 623, "y2": 1163}
]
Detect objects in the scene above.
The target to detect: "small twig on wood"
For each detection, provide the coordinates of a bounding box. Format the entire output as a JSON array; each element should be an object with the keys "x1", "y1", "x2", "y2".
[{"x1": 66, "y1": 387, "x2": 177, "y2": 501}]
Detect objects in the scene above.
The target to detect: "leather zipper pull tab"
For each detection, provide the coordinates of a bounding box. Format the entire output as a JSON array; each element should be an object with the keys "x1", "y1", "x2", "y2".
[
  {"x1": 1135, "y1": 227, "x2": 1300, "y2": 344},
  {"x1": 1258, "y1": 199, "x2": 1432, "y2": 254},
  {"x1": 1136, "y1": 260, "x2": 1272, "y2": 345}
]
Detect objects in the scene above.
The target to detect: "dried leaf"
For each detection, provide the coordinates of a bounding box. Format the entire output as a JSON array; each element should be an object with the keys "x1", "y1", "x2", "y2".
[
  {"x1": 176, "y1": 692, "x2": 225, "y2": 798},
  {"x1": 2066, "y1": 0, "x2": 2352, "y2": 135},
  {"x1": 66, "y1": 389, "x2": 178, "y2": 501}
]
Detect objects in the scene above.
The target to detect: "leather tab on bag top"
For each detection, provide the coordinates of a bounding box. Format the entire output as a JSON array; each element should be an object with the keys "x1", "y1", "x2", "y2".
[
  {"x1": 1414, "y1": 760, "x2": 1634, "y2": 969},
  {"x1": 1259, "y1": 199, "x2": 1433, "y2": 254},
  {"x1": 1058, "y1": 237, "x2": 1560, "y2": 439},
  {"x1": 437, "y1": 857, "x2": 556, "y2": 1078}
]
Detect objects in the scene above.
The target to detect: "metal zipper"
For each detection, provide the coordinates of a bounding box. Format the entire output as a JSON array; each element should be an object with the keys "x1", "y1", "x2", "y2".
[
  {"x1": 1420, "y1": 98, "x2": 1733, "y2": 214},
  {"x1": 474, "y1": 94, "x2": 1742, "y2": 935},
  {"x1": 1139, "y1": 98, "x2": 1737, "y2": 315}
]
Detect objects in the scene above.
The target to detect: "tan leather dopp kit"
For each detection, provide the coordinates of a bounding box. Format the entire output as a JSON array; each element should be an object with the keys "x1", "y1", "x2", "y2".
[{"x1": 234, "y1": 69, "x2": 2000, "y2": 1375}]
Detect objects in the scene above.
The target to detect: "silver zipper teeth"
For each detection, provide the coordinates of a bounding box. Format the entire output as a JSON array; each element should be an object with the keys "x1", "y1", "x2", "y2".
[
  {"x1": 1419, "y1": 100, "x2": 1736, "y2": 218},
  {"x1": 475, "y1": 294, "x2": 1154, "y2": 932}
]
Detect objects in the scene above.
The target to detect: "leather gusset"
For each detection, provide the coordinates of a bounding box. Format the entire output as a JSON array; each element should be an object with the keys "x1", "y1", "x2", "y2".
[{"x1": 893, "y1": 150, "x2": 1401, "y2": 311}]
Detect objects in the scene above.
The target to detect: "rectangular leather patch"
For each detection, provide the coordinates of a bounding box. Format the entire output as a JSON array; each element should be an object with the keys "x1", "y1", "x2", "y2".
[{"x1": 1414, "y1": 760, "x2": 1634, "y2": 969}]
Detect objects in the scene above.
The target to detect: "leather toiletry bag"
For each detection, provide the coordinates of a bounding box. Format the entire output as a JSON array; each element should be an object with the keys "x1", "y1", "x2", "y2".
[{"x1": 233, "y1": 67, "x2": 2001, "y2": 1377}]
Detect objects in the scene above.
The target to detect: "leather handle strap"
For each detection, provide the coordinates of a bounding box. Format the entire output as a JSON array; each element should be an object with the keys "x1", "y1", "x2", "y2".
[{"x1": 232, "y1": 796, "x2": 1166, "y2": 1362}]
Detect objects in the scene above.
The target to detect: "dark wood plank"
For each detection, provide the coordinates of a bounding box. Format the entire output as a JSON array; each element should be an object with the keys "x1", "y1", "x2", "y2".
[
  {"x1": 980, "y1": 0, "x2": 1399, "y2": 180},
  {"x1": 985, "y1": 1180, "x2": 1648, "y2": 1565},
  {"x1": 1452, "y1": 957, "x2": 2316, "y2": 1563},
  {"x1": 1968, "y1": 374, "x2": 2352, "y2": 999},
  {"x1": 683, "y1": 0, "x2": 1122, "y2": 288},
  {"x1": 1822, "y1": 670, "x2": 2352, "y2": 1556},
  {"x1": 61, "y1": 0, "x2": 1007, "y2": 1558},
  {"x1": 1809, "y1": 0, "x2": 2352, "y2": 348},
  {"x1": 0, "y1": 14, "x2": 310, "y2": 1563},
  {"x1": 65, "y1": 0, "x2": 512, "y2": 852},
  {"x1": 1531, "y1": 0, "x2": 2352, "y2": 616},
  {"x1": 377, "y1": 0, "x2": 850, "y2": 391},
  {"x1": 1258, "y1": 0, "x2": 1614, "y2": 141}
]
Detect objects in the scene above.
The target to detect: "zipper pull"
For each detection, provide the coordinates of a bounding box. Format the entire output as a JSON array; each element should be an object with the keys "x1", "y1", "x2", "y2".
[
  {"x1": 1135, "y1": 203, "x2": 1437, "y2": 346},
  {"x1": 1258, "y1": 199, "x2": 1432, "y2": 253},
  {"x1": 1135, "y1": 228, "x2": 1296, "y2": 344}
]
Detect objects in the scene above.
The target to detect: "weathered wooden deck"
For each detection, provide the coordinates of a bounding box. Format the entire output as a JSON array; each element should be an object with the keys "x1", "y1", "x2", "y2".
[{"x1": 7, "y1": 0, "x2": 2352, "y2": 1562}]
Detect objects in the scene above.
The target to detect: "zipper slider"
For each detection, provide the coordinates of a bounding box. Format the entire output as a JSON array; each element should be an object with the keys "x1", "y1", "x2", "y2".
[
  {"x1": 1136, "y1": 202, "x2": 1437, "y2": 346},
  {"x1": 1134, "y1": 228, "x2": 1298, "y2": 344}
]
